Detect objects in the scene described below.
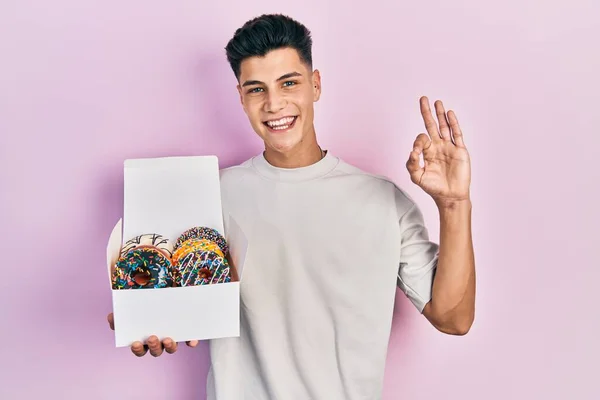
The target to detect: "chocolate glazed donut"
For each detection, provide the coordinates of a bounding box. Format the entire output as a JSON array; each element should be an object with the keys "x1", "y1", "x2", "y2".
[{"x1": 112, "y1": 247, "x2": 175, "y2": 289}]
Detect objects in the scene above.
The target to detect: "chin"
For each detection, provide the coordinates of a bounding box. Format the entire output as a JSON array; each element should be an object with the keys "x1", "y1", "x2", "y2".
[
  {"x1": 260, "y1": 126, "x2": 304, "y2": 153},
  {"x1": 266, "y1": 135, "x2": 301, "y2": 153}
]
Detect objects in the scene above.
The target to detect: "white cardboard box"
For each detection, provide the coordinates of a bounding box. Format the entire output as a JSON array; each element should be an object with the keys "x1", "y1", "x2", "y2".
[{"x1": 105, "y1": 155, "x2": 248, "y2": 348}]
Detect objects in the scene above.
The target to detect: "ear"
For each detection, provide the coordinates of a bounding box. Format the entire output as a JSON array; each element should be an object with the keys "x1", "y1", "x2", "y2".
[{"x1": 312, "y1": 69, "x2": 322, "y2": 102}]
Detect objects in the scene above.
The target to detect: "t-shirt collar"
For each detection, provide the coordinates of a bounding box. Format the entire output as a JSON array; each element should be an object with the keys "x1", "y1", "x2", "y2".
[{"x1": 251, "y1": 150, "x2": 339, "y2": 182}]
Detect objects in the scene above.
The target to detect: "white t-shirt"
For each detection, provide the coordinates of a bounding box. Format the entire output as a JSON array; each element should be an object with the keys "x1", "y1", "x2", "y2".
[{"x1": 206, "y1": 151, "x2": 439, "y2": 400}]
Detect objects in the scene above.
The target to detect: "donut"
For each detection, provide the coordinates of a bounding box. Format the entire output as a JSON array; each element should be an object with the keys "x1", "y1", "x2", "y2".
[
  {"x1": 172, "y1": 238, "x2": 225, "y2": 264},
  {"x1": 112, "y1": 247, "x2": 175, "y2": 289},
  {"x1": 120, "y1": 233, "x2": 174, "y2": 259},
  {"x1": 174, "y1": 227, "x2": 228, "y2": 255},
  {"x1": 174, "y1": 249, "x2": 231, "y2": 286}
]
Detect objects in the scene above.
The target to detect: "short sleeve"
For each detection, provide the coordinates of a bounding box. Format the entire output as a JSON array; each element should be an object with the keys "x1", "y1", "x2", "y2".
[{"x1": 396, "y1": 197, "x2": 439, "y2": 313}]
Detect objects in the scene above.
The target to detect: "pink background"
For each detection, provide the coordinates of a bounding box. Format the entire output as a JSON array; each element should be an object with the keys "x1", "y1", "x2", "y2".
[{"x1": 1, "y1": 1, "x2": 598, "y2": 399}]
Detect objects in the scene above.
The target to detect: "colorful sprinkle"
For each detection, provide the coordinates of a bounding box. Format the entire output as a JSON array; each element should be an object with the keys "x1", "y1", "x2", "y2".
[
  {"x1": 172, "y1": 238, "x2": 225, "y2": 264},
  {"x1": 112, "y1": 247, "x2": 175, "y2": 289},
  {"x1": 174, "y1": 226, "x2": 228, "y2": 255}
]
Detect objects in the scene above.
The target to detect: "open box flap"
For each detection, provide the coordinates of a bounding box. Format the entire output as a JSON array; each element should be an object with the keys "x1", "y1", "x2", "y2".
[{"x1": 122, "y1": 156, "x2": 224, "y2": 241}]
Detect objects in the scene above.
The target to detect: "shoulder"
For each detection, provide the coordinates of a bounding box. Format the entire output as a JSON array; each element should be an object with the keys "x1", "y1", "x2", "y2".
[
  {"x1": 218, "y1": 156, "x2": 257, "y2": 187},
  {"x1": 332, "y1": 157, "x2": 417, "y2": 212}
]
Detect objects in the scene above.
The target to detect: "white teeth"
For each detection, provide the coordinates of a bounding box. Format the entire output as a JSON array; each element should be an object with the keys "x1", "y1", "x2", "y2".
[{"x1": 266, "y1": 117, "x2": 295, "y2": 128}]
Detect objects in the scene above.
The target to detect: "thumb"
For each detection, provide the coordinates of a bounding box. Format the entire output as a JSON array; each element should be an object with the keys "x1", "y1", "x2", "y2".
[{"x1": 186, "y1": 340, "x2": 199, "y2": 348}]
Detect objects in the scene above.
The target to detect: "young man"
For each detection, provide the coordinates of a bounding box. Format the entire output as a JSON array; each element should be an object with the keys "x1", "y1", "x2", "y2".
[{"x1": 107, "y1": 13, "x2": 476, "y2": 399}]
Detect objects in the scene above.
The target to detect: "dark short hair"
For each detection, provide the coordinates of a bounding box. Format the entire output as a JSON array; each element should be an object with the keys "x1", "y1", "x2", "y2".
[{"x1": 225, "y1": 14, "x2": 313, "y2": 80}]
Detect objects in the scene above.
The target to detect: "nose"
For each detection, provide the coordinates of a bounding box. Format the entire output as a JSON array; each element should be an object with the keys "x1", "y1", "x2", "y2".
[{"x1": 264, "y1": 90, "x2": 286, "y2": 113}]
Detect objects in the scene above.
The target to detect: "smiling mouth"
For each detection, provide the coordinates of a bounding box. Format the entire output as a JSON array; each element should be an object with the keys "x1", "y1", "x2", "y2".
[{"x1": 263, "y1": 116, "x2": 297, "y2": 132}]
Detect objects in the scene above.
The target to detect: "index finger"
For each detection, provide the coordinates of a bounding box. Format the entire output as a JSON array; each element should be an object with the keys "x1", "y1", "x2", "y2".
[{"x1": 420, "y1": 96, "x2": 440, "y2": 141}]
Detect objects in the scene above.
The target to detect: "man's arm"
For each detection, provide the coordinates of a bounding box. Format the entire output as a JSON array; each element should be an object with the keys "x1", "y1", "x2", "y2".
[
  {"x1": 422, "y1": 199, "x2": 475, "y2": 335},
  {"x1": 405, "y1": 96, "x2": 476, "y2": 335}
]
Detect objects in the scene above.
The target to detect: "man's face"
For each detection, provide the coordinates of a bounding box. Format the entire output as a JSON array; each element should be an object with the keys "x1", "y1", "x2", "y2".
[{"x1": 237, "y1": 47, "x2": 321, "y2": 154}]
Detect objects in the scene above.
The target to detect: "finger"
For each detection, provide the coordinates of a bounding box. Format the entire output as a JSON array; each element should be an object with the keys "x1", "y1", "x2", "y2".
[
  {"x1": 107, "y1": 313, "x2": 114, "y2": 331},
  {"x1": 407, "y1": 133, "x2": 428, "y2": 174},
  {"x1": 163, "y1": 338, "x2": 178, "y2": 354},
  {"x1": 406, "y1": 151, "x2": 425, "y2": 187},
  {"x1": 131, "y1": 341, "x2": 148, "y2": 357},
  {"x1": 406, "y1": 148, "x2": 423, "y2": 176},
  {"x1": 413, "y1": 133, "x2": 431, "y2": 154},
  {"x1": 186, "y1": 340, "x2": 199, "y2": 348},
  {"x1": 447, "y1": 110, "x2": 465, "y2": 147},
  {"x1": 434, "y1": 100, "x2": 451, "y2": 141},
  {"x1": 147, "y1": 335, "x2": 164, "y2": 357},
  {"x1": 420, "y1": 96, "x2": 441, "y2": 141}
]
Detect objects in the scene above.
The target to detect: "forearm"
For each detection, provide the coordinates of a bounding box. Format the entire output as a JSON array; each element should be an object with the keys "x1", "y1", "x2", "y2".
[{"x1": 428, "y1": 199, "x2": 476, "y2": 334}]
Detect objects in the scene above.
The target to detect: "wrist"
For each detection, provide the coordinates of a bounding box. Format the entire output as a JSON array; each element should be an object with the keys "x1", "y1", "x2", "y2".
[
  {"x1": 435, "y1": 197, "x2": 472, "y2": 212},
  {"x1": 436, "y1": 197, "x2": 472, "y2": 236}
]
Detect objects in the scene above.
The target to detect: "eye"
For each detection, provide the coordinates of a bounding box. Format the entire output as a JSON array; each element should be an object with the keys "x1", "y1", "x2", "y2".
[
  {"x1": 283, "y1": 80, "x2": 297, "y2": 87},
  {"x1": 247, "y1": 87, "x2": 264, "y2": 94}
]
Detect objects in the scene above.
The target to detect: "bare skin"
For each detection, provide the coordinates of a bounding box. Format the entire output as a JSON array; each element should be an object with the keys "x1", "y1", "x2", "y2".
[{"x1": 408, "y1": 97, "x2": 475, "y2": 335}]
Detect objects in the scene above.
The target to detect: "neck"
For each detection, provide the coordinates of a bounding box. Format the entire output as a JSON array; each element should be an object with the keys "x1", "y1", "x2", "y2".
[{"x1": 263, "y1": 138, "x2": 324, "y2": 169}]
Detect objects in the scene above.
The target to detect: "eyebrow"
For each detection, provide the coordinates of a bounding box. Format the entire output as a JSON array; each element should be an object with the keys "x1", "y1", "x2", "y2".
[{"x1": 241, "y1": 71, "x2": 303, "y2": 87}]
